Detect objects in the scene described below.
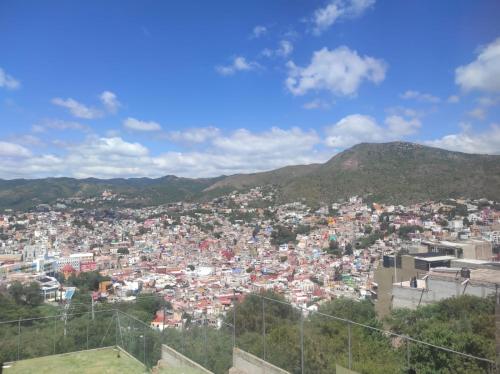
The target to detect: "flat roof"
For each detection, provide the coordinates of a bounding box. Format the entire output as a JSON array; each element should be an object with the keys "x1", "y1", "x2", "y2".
[
  {"x1": 430, "y1": 268, "x2": 500, "y2": 285},
  {"x1": 414, "y1": 255, "x2": 456, "y2": 262}
]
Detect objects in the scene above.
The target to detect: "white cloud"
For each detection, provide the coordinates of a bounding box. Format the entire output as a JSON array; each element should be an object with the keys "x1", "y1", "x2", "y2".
[
  {"x1": 123, "y1": 117, "x2": 162, "y2": 132},
  {"x1": 325, "y1": 112, "x2": 420, "y2": 148},
  {"x1": 455, "y1": 37, "x2": 500, "y2": 92},
  {"x1": 303, "y1": 99, "x2": 332, "y2": 110},
  {"x1": 213, "y1": 127, "x2": 319, "y2": 155},
  {"x1": 51, "y1": 97, "x2": 103, "y2": 119},
  {"x1": 384, "y1": 115, "x2": 421, "y2": 137},
  {"x1": 0, "y1": 68, "x2": 20, "y2": 90},
  {"x1": 262, "y1": 40, "x2": 294, "y2": 59},
  {"x1": 0, "y1": 127, "x2": 329, "y2": 179},
  {"x1": 425, "y1": 124, "x2": 500, "y2": 154},
  {"x1": 167, "y1": 127, "x2": 220, "y2": 144},
  {"x1": 325, "y1": 114, "x2": 385, "y2": 148},
  {"x1": 468, "y1": 107, "x2": 486, "y2": 120},
  {"x1": 99, "y1": 91, "x2": 120, "y2": 113},
  {"x1": 32, "y1": 119, "x2": 91, "y2": 133},
  {"x1": 312, "y1": 0, "x2": 375, "y2": 35},
  {"x1": 447, "y1": 95, "x2": 460, "y2": 104},
  {"x1": 0, "y1": 141, "x2": 31, "y2": 157},
  {"x1": 400, "y1": 90, "x2": 440, "y2": 103},
  {"x1": 286, "y1": 46, "x2": 387, "y2": 96},
  {"x1": 251, "y1": 25, "x2": 267, "y2": 39},
  {"x1": 216, "y1": 56, "x2": 260, "y2": 76}
]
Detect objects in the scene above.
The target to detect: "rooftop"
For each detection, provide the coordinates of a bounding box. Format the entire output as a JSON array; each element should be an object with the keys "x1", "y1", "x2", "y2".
[{"x1": 3, "y1": 347, "x2": 146, "y2": 374}]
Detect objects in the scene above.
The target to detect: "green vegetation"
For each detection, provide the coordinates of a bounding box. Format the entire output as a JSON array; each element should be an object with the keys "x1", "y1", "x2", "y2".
[
  {"x1": 3, "y1": 142, "x2": 499, "y2": 211},
  {"x1": 397, "y1": 225, "x2": 424, "y2": 240},
  {"x1": 0, "y1": 288, "x2": 495, "y2": 374},
  {"x1": 270, "y1": 225, "x2": 297, "y2": 246}
]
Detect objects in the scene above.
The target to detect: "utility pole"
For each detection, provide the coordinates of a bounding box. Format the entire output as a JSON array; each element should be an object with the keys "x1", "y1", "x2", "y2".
[
  {"x1": 91, "y1": 295, "x2": 95, "y2": 320},
  {"x1": 495, "y1": 284, "x2": 499, "y2": 374}
]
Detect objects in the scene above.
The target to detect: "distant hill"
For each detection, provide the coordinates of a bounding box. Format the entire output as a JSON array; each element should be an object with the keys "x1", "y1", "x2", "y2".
[
  {"x1": 1, "y1": 142, "x2": 499, "y2": 211},
  {"x1": 207, "y1": 142, "x2": 500, "y2": 204},
  {"x1": 0, "y1": 175, "x2": 221, "y2": 211}
]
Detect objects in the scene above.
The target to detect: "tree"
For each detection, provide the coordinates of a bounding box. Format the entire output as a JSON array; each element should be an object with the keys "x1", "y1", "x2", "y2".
[
  {"x1": 8, "y1": 281, "x2": 24, "y2": 304},
  {"x1": 24, "y1": 282, "x2": 42, "y2": 307},
  {"x1": 326, "y1": 240, "x2": 342, "y2": 257},
  {"x1": 117, "y1": 247, "x2": 129, "y2": 254},
  {"x1": 270, "y1": 226, "x2": 296, "y2": 246},
  {"x1": 344, "y1": 243, "x2": 353, "y2": 256}
]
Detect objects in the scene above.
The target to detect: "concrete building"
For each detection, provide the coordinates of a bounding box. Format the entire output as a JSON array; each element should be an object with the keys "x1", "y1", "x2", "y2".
[{"x1": 392, "y1": 267, "x2": 499, "y2": 310}]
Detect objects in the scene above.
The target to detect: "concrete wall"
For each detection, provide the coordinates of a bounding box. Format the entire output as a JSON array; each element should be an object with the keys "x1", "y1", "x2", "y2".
[
  {"x1": 392, "y1": 277, "x2": 496, "y2": 309},
  {"x1": 160, "y1": 344, "x2": 213, "y2": 373},
  {"x1": 229, "y1": 348, "x2": 290, "y2": 374}
]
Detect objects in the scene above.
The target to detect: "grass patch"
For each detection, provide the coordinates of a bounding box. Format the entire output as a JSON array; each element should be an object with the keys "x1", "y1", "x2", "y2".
[{"x1": 4, "y1": 347, "x2": 147, "y2": 374}]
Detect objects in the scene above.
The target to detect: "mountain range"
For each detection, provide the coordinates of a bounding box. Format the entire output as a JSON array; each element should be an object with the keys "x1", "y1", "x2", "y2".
[{"x1": 1, "y1": 142, "x2": 500, "y2": 211}]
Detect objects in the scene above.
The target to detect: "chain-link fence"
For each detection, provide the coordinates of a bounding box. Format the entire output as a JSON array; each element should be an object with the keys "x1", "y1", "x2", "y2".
[{"x1": 0, "y1": 295, "x2": 497, "y2": 374}]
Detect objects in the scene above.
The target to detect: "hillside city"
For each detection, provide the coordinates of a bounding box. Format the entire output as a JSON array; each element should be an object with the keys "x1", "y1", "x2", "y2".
[{"x1": 1, "y1": 186, "x2": 499, "y2": 331}]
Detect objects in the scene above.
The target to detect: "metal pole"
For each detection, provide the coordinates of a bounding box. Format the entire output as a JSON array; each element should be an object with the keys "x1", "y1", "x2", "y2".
[
  {"x1": 91, "y1": 296, "x2": 95, "y2": 320},
  {"x1": 233, "y1": 290, "x2": 236, "y2": 348},
  {"x1": 163, "y1": 306, "x2": 166, "y2": 335},
  {"x1": 204, "y1": 314, "x2": 208, "y2": 369},
  {"x1": 17, "y1": 319, "x2": 21, "y2": 361},
  {"x1": 143, "y1": 325, "x2": 146, "y2": 366},
  {"x1": 300, "y1": 309, "x2": 304, "y2": 374},
  {"x1": 53, "y1": 316, "x2": 57, "y2": 354},
  {"x1": 262, "y1": 296, "x2": 266, "y2": 362},
  {"x1": 348, "y1": 321, "x2": 352, "y2": 370},
  {"x1": 86, "y1": 312, "x2": 89, "y2": 350},
  {"x1": 406, "y1": 337, "x2": 411, "y2": 370},
  {"x1": 115, "y1": 310, "x2": 118, "y2": 347},
  {"x1": 181, "y1": 320, "x2": 185, "y2": 354}
]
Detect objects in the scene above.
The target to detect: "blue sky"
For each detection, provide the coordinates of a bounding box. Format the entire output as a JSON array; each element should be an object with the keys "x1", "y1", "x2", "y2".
[{"x1": 1, "y1": 0, "x2": 500, "y2": 179}]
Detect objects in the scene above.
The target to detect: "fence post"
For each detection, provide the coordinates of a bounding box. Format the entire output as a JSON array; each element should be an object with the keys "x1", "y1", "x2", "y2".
[
  {"x1": 300, "y1": 309, "x2": 304, "y2": 374},
  {"x1": 348, "y1": 321, "x2": 352, "y2": 370},
  {"x1": 262, "y1": 295, "x2": 266, "y2": 362},
  {"x1": 86, "y1": 312, "x2": 89, "y2": 350},
  {"x1": 115, "y1": 310, "x2": 118, "y2": 347},
  {"x1": 233, "y1": 289, "x2": 236, "y2": 348},
  {"x1": 17, "y1": 319, "x2": 21, "y2": 361},
  {"x1": 204, "y1": 314, "x2": 208, "y2": 369},
  {"x1": 181, "y1": 320, "x2": 185, "y2": 354},
  {"x1": 143, "y1": 325, "x2": 146, "y2": 367},
  {"x1": 53, "y1": 316, "x2": 57, "y2": 354},
  {"x1": 406, "y1": 337, "x2": 411, "y2": 370}
]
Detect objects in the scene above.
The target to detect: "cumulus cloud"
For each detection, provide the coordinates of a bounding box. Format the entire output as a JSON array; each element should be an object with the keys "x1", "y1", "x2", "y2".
[
  {"x1": 447, "y1": 95, "x2": 460, "y2": 104},
  {"x1": 216, "y1": 56, "x2": 260, "y2": 76},
  {"x1": 325, "y1": 114, "x2": 385, "y2": 148},
  {"x1": 455, "y1": 37, "x2": 500, "y2": 92},
  {"x1": 303, "y1": 99, "x2": 332, "y2": 110},
  {"x1": 51, "y1": 97, "x2": 103, "y2": 119},
  {"x1": 325, "y1": 112, "x2": 420, "y2": 148},
  {"x1": 99, "y1": 91, "x2": 120, "y2": 113},
  {"x1": 0, "y1": 127, "x2": 330, "y2": 178},
  {"x1": 123, "y1": 117, "x2": 162, "y2": 131},
  {"x1": 286, "y1": 47, "x2": 387, "y2": 96},
  {"x1": 262, "y1": 40, "x2": 294, "y2": 58},
  {"x1": 32, "y1": 119, "x2": 91, "y2": 133},
  {"x1": 0, "y1": 141, "x2": 32, "y2": 157},
  {"x1": 384, "y1": 115, "x2": 421, "y2": 137},
  {"x1": 400, "y1": 90, "x2": 440, "y2": 103},
  {"x1": 312, "y1": 0, "x2": 375, "y2": 35},
  {"x1": 0, "y1": 68, "x2": 20, "y2": 90},
  {"x1": 425, "y1": 124, "x2": 500, "y2": 154},
  {"x1": 251, "y1": 25, "x2": 267, "y2": 39},
  {"x1": 167, "y1": 127, "x2": 220, "y2": 144},
  {"x1": 467, "y1": 107, "x2": 486, "y2": 120}
]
